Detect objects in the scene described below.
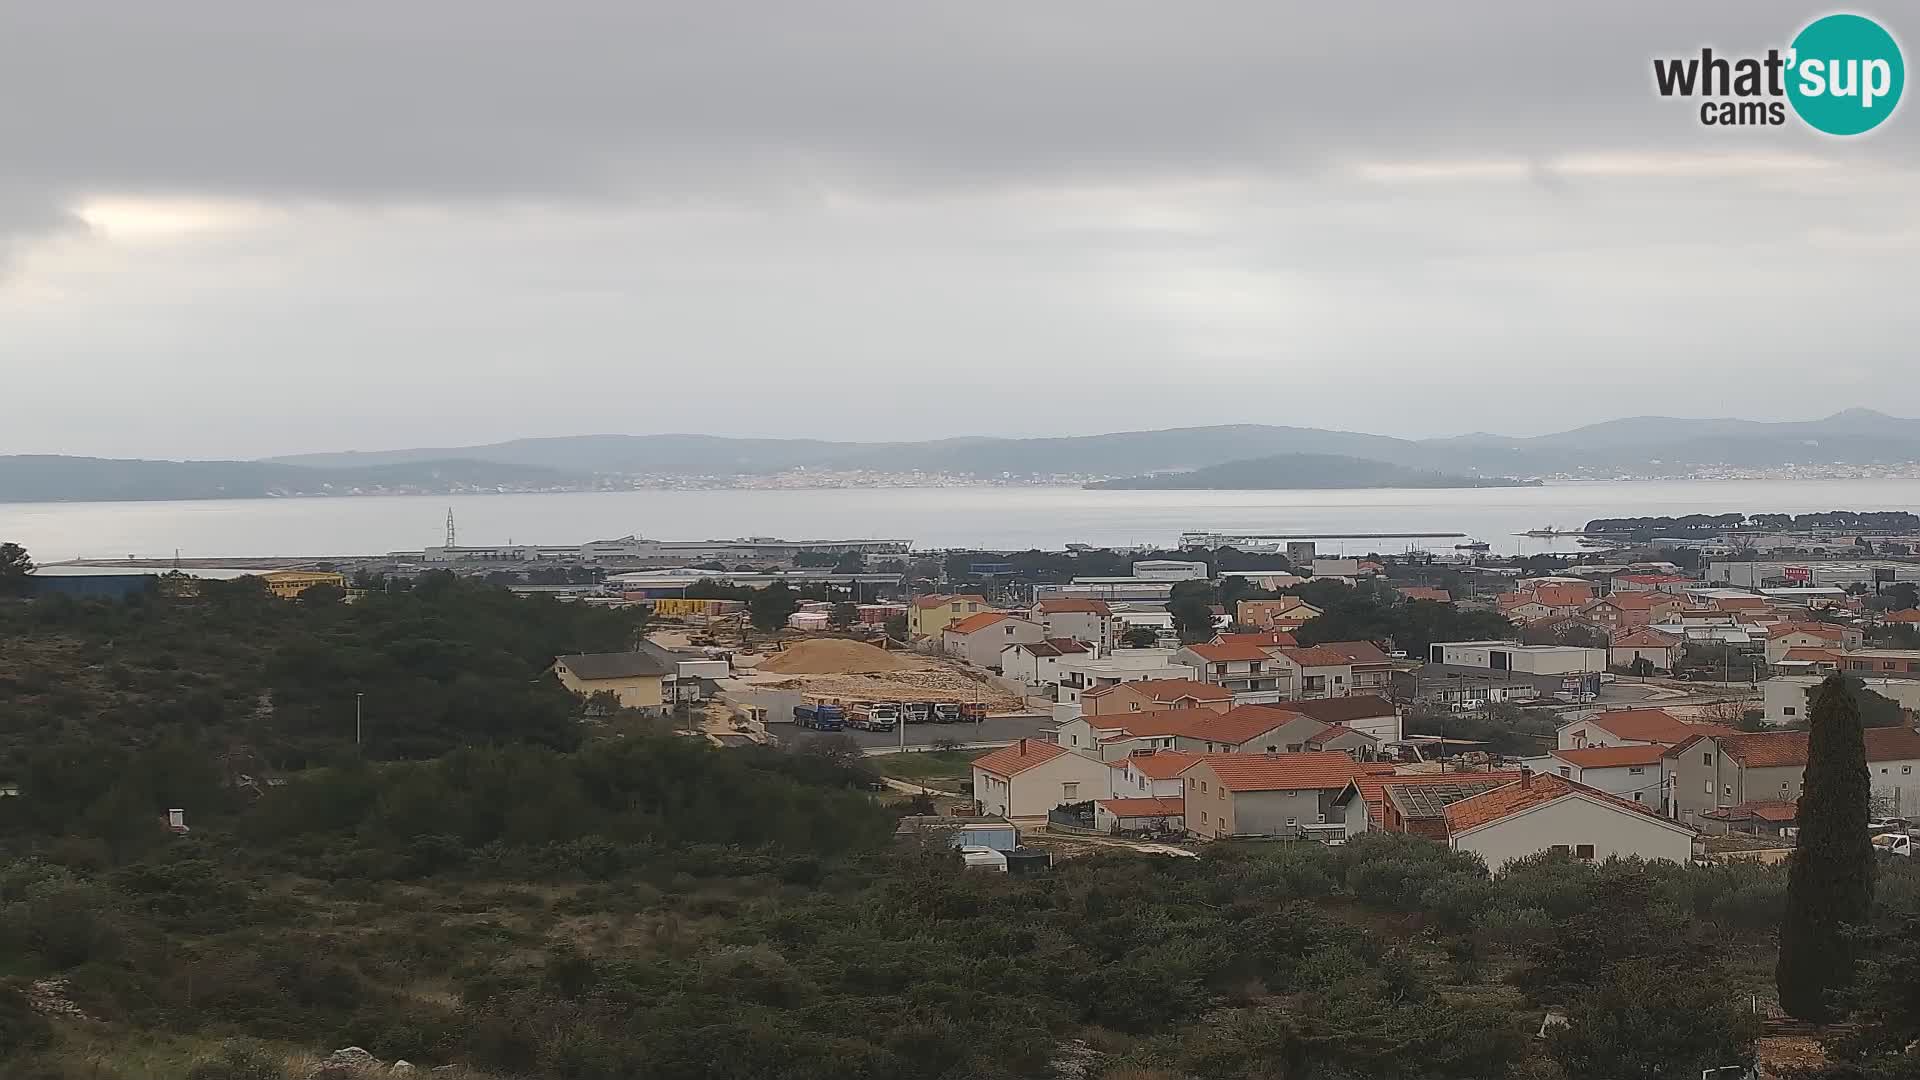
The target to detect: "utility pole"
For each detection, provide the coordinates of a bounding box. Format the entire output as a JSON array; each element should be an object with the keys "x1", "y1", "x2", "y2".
[{"x1": 355, "y1": 692, "x2": 365, "y2": 747}]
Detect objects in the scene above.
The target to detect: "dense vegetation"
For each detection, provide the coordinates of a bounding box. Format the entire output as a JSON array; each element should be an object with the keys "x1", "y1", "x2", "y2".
[
  {"x1": 1583, "y1": 510, "x2": 1920, "y2": 536},
  {"x1": 1283, "y1": 578, "x2": 1515, "y2": 657},
  {"x1": 1778, "y1": 677, "x2": 1875, "y2": 1022},
  {"x1": 0, "y1": 572, "x2": 644, "y2": 781}
]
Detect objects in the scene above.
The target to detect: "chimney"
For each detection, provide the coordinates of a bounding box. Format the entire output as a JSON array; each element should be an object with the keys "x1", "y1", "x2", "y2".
[
  {"x1": 1018, "y1": 738, "x2": 1028, "y2": 756},
  {"x1": 1520, "y1": 767, "x2": 1532, "y2": 789}
]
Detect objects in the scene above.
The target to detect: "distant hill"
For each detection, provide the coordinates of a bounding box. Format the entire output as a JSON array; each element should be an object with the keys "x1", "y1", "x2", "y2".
[
  {"x1": 269, "y1": 409, "x2": 1920, "y2": 479},
  {"x1": 1085, "y1": 453, "x2": 1537, "y2": 491},
  {"x1": 11, "y1": 409, "x2": 1920, "y2": 502},
  {"x1": 0, "y1": 456, "x2": 584, "y2": 502}
]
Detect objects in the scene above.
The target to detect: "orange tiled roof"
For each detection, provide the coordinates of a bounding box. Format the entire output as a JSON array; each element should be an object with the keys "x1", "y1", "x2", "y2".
[
  {"x1": 1096, "y1": 796, "x2": 1185, "y2": 818},
  {"x1": 1012, "y1": 638, "x2": 1091, "y2": 658},
  {"x1": 1034, "y1": 599, "x2": 1113, "y2": 615},
  {"x1": 1768, "y1": 622, "x2": 1845, "y2": 640},
  {"x1": 914, "y1": 593, "x2": 986, "y2": 609},
  {"x1": 1551, "y1": 744, "x2": 1668, "y2": 769},
  {"x1": 1278, "y1": 645, "x2": 1356, "y2": 667},
  {"x1": 1534, "y1": 584, "x2": 1594, "y2": 608},
  {"x1": 1305, "y1": 724, "x2": 1375, "y2": 747},
  {"x1": 1702, "y1": 799, "x2": 1799, "y2": 823},
  {"x1": 944, "y1": 611, "x2": 1011, "y2": 635},
  {"x1": 1122, "y1": 749, "x2": 1204, "y2": 780},
  {"x1": 971, "y1": 738, "x2": 1069, "y2": 778},
  {"x1": 1215, "y1": 630, "x2": 1299, "y2": 648},
  {"x1": 1281, "y1": 695, "x2": 1398, "y2": 725},
  {"x1": 1188, "y1": 752, "x2": 1371, "y2": 793},
  {"x1": 1581, "y1": 708, "x2": 1735, "y2": 745},
  {"x1": 1884, "y1": 609, "x2": 1920, "y2": 624},
  {"x1": 1314, "y1": 640, "x2": 1391, "y2": 665},
  {"x1": 1611, "y1": 628, "x2": 1681, "y2": 648},
  {"x1": 1443, "y1": 772, "x2": 1671, "y2": 834},
  {"x1": 1185, "y1": 641, "x2": 1278, "y2": 662},
  {"x1": 1686, "y1": 727, "x2": 1920, "y2": 769},
  {"x1": 1345, "y1": 770, "x2": 1523, "y2": 828},
  {"x1": 1780, "y1": 646, "x2": 1840, "y2": 663},
  {"x1": 1083, "y1": 678, "x2": 1231, "y2": 702},
  {"x1": 1590, "y1": 592, "x2": 1669, "y2": 611}
]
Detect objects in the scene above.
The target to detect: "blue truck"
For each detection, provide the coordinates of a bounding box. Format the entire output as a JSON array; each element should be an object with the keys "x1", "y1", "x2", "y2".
[{"x1": 794, "y1": 702, "x2": 846, "y2": 731}]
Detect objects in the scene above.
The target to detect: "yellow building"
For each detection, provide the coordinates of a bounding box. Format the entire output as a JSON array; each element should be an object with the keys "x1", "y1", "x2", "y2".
[
  {"x1": 907, "y1": 593, "x2": 990, "y2": 639},
  {"x1": 551, "y1": 650, "x2": 676, "y2": 714},
  {"x1": 258, "y1": 570, "x2": 349, "y2": 600}
]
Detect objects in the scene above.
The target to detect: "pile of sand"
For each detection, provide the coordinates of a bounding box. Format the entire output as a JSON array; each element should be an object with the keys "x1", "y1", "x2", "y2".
[{"x1": 757, "y1": 638, "x2": 916, "y2": 675}]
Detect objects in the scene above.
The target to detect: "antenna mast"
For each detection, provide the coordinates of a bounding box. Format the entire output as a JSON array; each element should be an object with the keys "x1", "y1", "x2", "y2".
[{"x1": 446, "y1": 508, "x2": 457, "y2": 548}]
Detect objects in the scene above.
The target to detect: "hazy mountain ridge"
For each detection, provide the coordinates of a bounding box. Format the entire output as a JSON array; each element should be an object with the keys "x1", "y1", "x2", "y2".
[
  {"x1": 7, "y1": 410, "x2": 1920, "y2": 503},
  {"x1": 1084, "y1": 453, "x2": 1538, "y2": 490},
  {"x1": 0, "y1": 456, "x2": 584, "y2": 502}
]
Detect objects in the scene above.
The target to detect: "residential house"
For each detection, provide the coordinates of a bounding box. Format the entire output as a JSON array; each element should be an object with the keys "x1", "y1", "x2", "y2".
[
  {"x1": 1176, "y1": 641, "x2": 1294, "y2": 703},
  {"x1": 1609, "y1": 628, "x2": 1684, "y2": 672},
  {"x1": 1237, "y1": 597, "x2": 1323, "y2": 631},
  {"x1": 1580, "y1": 591, "x2": 1679, "y2": 631},
  {"x1": 999, "y1": 638, "x2": 1091, "y2": 692},
  {"x1": 1613, "y1": 573, "x2": 1697, "y2": 594},
  {"x1": 1107, "y1": 749, "x2": 1203, "y2": 799},
  {"x1": 1522, "y1": 744, "x2": 1670, "y2": 808},
  {"x1": 1771, "y1": 646, "x2": 1841, "y2": 678},
  {"x1": 1054, "y1": 649, "x2": 1201, "y2": 705},
  {"x1": 1494, "y1": 593, "x2": 1560, "y2": 623},
  {"x1": 552, "y1": 649, "x2": 677, "y2": 714},
  {"x1": 943, "y1": 612, "x2": 1045, "y2": 670},
  {"x1": 1838, "y1": 648, "x2": 1920, "y2": 678},
  {"x1": 1665, "y1": 726, "x2": 1920, "y2": 821},
  {"x1": 1082, "y1": 678, "x2": 1231, "y2": 717},
  {"x1": 908, "y1": 594, "x2": 991, "y2": 639},
  {"x1": 1093, "y1": 796, "x2": 1185, "y2": 835},
  {"x1": 1440, "y1": 772, "x2": 1697, "y2": 870},
  {"x1": 1882, "y1": 609, "x2": 1920, "y2": 626},
  {"x1": 1396, "y1": 586, "x2": 1452, "y2": 603},
  {"x1": 1275, "y1": 645, "x2": 1358, "y2": 699},
  {"x1": 1333, "y1": 771, "x2": 1522, "y2": 838},
  {"x1": 1282, "y1": 694, "x2": 1403, "y2": 742},
  {"x1": 1213, "y1": 630, "x2": 1299, "y2": 649},
  {"x1": 1697, "y1": 800, "x2": 1798, "y2": 837},
  {"x1": 971, "y1": 739, "x2": 1117, "y2": 818},
  {"x1": 1030, "y1": 598, "x2": 1115, "y2": 652},
  {"x1": 1180, "y1": 753, "x2": 1377, "y2": 839},
  {"x1": 1557, "y1": 708, "x2": 1734, "y2": 751},
  {"x1": 1764, "y1": 622, "x2": 1861, "y2": 664},
  {"x1": 1312, "y1": 640, "x2": 1394, "y2": 694},
  {"x1": 1060, "y1": 704, "x2": 1360, "y2": 761},
  {"x1": 1763, "y1": 672, "x2": 1920, "y2": 725},
  {"x1": 1304, "y1": 725, "x2": 1380, "y2": 756}
]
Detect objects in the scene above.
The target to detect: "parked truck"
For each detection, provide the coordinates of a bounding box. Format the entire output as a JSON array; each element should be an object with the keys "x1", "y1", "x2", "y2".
[
  {"x1": 933, "y1": 703, "x2": 962, "y2": 724},
  {"x1": 903, "y1": 702, "x2": 932, "y2": 725},
  {"x1": 960, "y1": 702, "x2": 988, "y2": 724},
  {"x1": 794, "y1": 703, "x2": 845, "y2": 731},
  {"x1": 850, "y1": 703, "x2": 899, "y2": 732}
]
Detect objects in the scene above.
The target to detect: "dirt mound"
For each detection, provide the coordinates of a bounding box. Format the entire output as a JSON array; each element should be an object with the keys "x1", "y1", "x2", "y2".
[{"x1": 758, "y1": 638, "x2": 915, "y2": 675}]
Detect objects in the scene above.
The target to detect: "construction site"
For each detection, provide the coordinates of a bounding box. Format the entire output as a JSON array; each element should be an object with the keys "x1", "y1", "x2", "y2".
[{"x1": 733, "y1": 638, "x2": 1025, "y2": 713}]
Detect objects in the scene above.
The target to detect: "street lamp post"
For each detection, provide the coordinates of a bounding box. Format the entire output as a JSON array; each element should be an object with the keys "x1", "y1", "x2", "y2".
[{"x1": 355, "y1": 692, "x2": 365, "y2": 747}]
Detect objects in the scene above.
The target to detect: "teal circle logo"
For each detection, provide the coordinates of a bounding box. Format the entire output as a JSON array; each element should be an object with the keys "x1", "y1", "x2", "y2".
[{"x1": 1786, "y1": 14, "x2": 1904, "y2": 135}]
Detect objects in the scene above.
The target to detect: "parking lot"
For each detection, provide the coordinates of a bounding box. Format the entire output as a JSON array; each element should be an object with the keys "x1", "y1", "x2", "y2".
[{"x1": 779, "y1": 713, "x2": 1054, "y2": 751}]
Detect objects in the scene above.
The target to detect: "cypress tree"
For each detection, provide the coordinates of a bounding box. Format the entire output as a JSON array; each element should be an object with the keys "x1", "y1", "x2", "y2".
[{"x1": 1776, "y1": 674, "x2": 1876, "y2": 1021}]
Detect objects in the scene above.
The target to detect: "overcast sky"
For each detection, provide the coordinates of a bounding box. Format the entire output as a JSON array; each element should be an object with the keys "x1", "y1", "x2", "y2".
[{"x1": 3, "y1": 2, "x2": 1917, "y2": 459}]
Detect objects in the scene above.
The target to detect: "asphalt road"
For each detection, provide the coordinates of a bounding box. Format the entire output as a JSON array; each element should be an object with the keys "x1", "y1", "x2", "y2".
[{"x1": 777, "y1": 713, "x2": 1054, "y2": 750}]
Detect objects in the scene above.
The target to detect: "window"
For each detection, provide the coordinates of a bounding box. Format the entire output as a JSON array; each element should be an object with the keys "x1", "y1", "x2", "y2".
[
  {"x1": 1285, "y1": 817, "x2": 1296, "y2": 827},
  {"x1": 1063, "y1": 783, "x2": 1078, "y2": 800},
  {"x1": 1557, "y1": 767, "x2": 1571, "y2": 778},
  {"x1": 1702, "y1": 752, "x2": 1713, "y2": 766},
  {"x1": 1201, "y1": 811, "x2": 1208, "y2": 824},
  {"x1": 1906, "y1": 766, "x2": 1913, "y2": 775},
  {"x1": 1633, "y1": 792, "x2": 1644, "y2": 802},
  {"x1": 1200, "y1": 780, "x2": 1208, "y2": 793},
  {"x1": 1724, "y1": 784, "x2": 1733, "y2": 797},
  {"x1": 1551, "y1": 844, "x2": 1570, "y2": 854},
  {"x1": 1705, "y1": 779, "x2": 1714, "y2": 794},
  {"x1": 1628, "y1": 766, "x2": 1644, "y2": 775},
  {"x1": 1218, "y1": 788, "x2": 1225, "y2": 801},
  {"x1": 1784, "y1": 707, "x2": 1796, "y2": 716},
  {"x1": 1576, "y1": 844, "x2": 1595, "y2": 860}
]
